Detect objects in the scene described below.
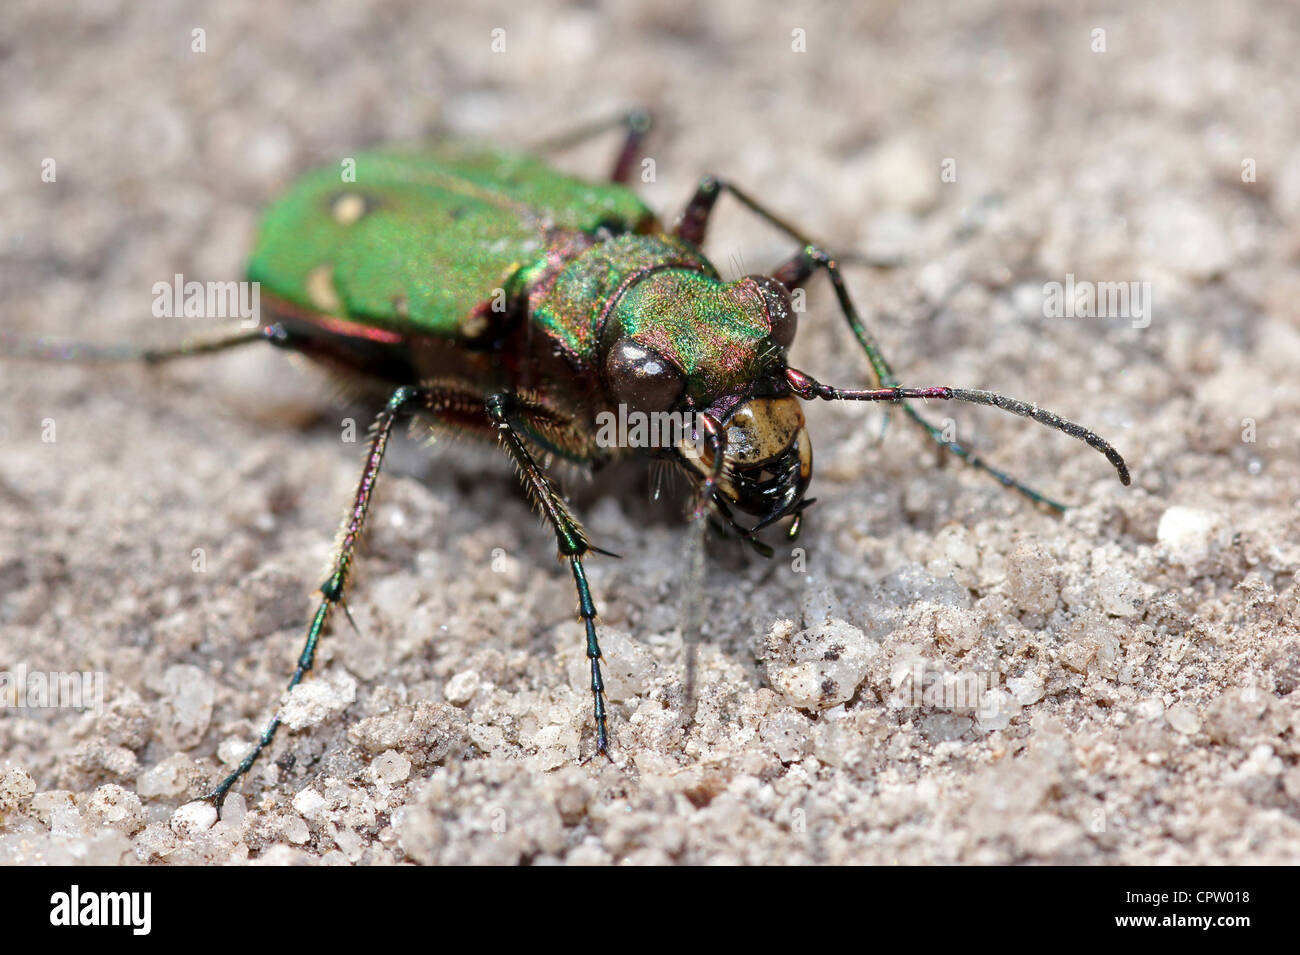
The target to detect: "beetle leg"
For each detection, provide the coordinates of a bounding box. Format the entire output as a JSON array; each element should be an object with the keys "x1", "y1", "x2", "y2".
[
  {"x1": 4, "y1": 322, "x2": 294, "y2": 364},
  {"x1": 673, "y1": 177, "x2": 907, "y2": 386},
  {"x1": 207, "y1": 383, "x2": 459, "y2": 812},
  {"x1": 607, "y1": 109, "x2": 654, "y2": 185},
  {"x1": 768, "y1": 247, "x2": 819, "y2": 293},
  {"x1": 485, "y1": 393, "x2": 614, "y2": 761},
  {"x1": 530, "y1": 108, "x2": 654, "y2": 184},
  {"x1": 675, "y1": 176, "x2": 1075, "y2": 512},
  {"x1": 672, "y1": 176, "x2": 723, "y2": 247}
]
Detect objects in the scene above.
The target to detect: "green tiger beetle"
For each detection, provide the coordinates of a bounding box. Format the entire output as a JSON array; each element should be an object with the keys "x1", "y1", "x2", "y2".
[{"x1": 11, "y1": 110, "x2": 1129, "y2": 811}]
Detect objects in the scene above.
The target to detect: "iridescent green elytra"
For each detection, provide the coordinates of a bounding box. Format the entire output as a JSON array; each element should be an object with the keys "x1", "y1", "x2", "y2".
[
  {"x1": 248, "y1": 146, "x2": 657, "y2": 342},
  {"x1": 10, "y1": 111, "x2": 1130, "y2": 811}
]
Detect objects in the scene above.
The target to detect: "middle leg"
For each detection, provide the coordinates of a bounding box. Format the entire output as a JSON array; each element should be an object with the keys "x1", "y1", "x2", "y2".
[{"x1": 207, "y1": 383, "x2": 468, "y2": 811}]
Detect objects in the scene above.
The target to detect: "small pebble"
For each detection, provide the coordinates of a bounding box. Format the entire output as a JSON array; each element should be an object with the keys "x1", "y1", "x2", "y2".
[
  {"x1": 0, "y1": 767, "x2": 36, "y2": 816},
  {"x1": 156, "y1": 664, "x2": 216, "y2": 749},
  {"x1": 281, "y1": 671, "x2": 358, "y2": 730},
  {"x1": 1166, "y1": 703, "x2": 1200, "y2": 735},
  {"x1": 921, "y1": 713, "x2": 974, "y2": 741},
  {"x1": 1005, "y1": 543, "x2": 1058, "y2": 616},
  {"x1": 292, "y1": 788, "x2": 328, "y2": 818},
  {"x1": 767, "y1": 618, "x2": 876, "y2": 711},
  {"x1": 1007, "y1": 675, "x2": 1045, "y2": 706},
  {"x1": 84, "y1": 784, "x2": 146, "y2": 835},
  {"x1": 1139, "y1": 197, "x2": 1232, "y2": 280},
  {"x1": 444, "y1": 670, "x2": 481, "y2": 706},
  {"x1": 1157, "y1": 506, "x2": 1228, "y2": 569},
  {"x1": 280, "y1": 814, "x2": 310, "y2": 845},
  {"x1": 1095, "y1": 568, "x2": 1145, "y2": 618},
  {"x1": 371, "y1": 750, "x2": 412, "y2": 784},
  {"x1": 171, "y1": 801, "x2": 217, "y2": 836},
  {"x1": 137, "y1": 754, "x2": 194, "y2": 798}
]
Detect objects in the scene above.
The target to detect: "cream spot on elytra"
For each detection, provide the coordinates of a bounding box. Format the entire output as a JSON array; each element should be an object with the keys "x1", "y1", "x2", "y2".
[
  {"x1": 331, "y1": 193, "x2": 369, "y2": 225},
  {"x1": 305, "y1": 264, "x2": 342, "y2": 313}
]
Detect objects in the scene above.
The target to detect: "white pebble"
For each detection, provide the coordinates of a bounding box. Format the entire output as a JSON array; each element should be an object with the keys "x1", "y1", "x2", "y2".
[
  {"x1": 768, "y1": 618, "x2": 876, "y2": 711},
  {"x1": 218, "y1": 736, "x2": 252, "y2": 766},
  {"x1": 85, "y1": 784, "x2": 146, "y2": 835},
  {"x1": 1157, "y1": 506, "x2": 1228, "y2": 569},
  {"x1": 171, "y1": 801, "x2": 218, "y2": 836},
  {"x1": 281, "y1": 671, "x2": 358, "y2": 730},
  {"x1": 0, "y1": 767, "x2": 36, "y2": 815},
  {"x1": 137, "y1": 754, "x2": 194, "y2": 798},
  {"x1": 1095, "y1": 568, "x2": 1146, "y2": 617},
  {"x1": 371, "y1": 750, "x2": 412, "y2": 784},
  {"x1": 444, "y1": 670, "x2": 481, "y2": 706},
  {"x1": 1140, "y1": 197, "x2": 1232, "y2": 280},
  {"x1": 157, "y1": 664, "x2": 216, "y2": 749},
  {"x1": 29, "y1": 790, "x2": 76, "y2": 825},
  {"x1": 1004, "y1": 543, "x2": 1058, "y2": 616},
  {"x1": 1238, "y1": 744, "x2": 1283, "y2": 777},
  {"x1": 1135, "y1": 699, "x2": 1165, "y2": 721},
  {"x1": 976, "y1": 689, "x2": 1020, "y2": 731},
  {"x1": 292, "y1": 788, "x2": 328, "y2": 818},
  {"x1": 1166, "y1": 703, "x2": 1201, "y2": 735},
  {"x1": 280, "y1": 814, "x2": 310, "y2": 844},
  {"x1": 333, "y1": 826, "x2": 364, "y2": 861},
  {"x1": 1006, "y1": 675, "x2": 1045, "y2": 706}
]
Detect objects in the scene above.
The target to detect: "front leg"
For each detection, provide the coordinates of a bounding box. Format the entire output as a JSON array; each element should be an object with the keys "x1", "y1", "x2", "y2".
[
  {"x1": 673, "y1": 175, "x2": 1075, "y2": 511},
  {"x1": 485, "y1": 393, "x2": 613, "y2": 759}
]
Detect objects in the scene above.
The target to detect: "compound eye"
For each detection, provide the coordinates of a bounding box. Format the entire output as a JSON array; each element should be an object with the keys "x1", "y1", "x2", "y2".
[
  {"x1": 605, "y1": 338, "x2": 685, "y2": 413},
  {"x1": 748, "y1": 275, "x2": 797, "y2": 348}
]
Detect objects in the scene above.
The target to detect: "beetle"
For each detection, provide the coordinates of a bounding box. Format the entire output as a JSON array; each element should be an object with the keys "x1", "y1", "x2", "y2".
[{"x1": 12, "y1": 111, "x2": 1129, "y2": 810}]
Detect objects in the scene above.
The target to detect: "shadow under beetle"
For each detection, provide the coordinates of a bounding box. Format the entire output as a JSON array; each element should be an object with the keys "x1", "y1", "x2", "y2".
[{"x1": 13, "y1": 111, "x2": 1130, "y2": 810}]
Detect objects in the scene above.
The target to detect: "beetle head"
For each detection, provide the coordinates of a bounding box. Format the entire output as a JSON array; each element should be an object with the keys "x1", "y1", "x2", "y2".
[
  {"x1": 603, "y1": 270, "x2": 810, "y2": 535},
  {"x1": 676, "y1": 391, "x2": 813, "y2": 533}
]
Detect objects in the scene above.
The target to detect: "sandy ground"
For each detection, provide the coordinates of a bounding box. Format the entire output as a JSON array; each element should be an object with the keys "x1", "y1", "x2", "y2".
[{"x1": 1, "y1": 0, "x2": 1298, "y2": 865}]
